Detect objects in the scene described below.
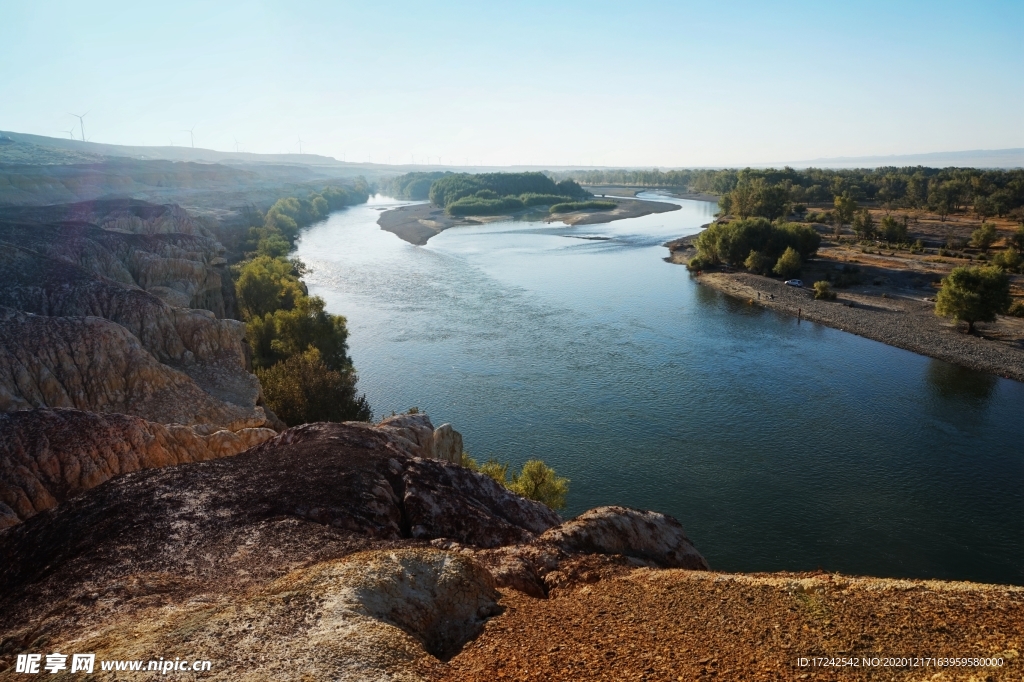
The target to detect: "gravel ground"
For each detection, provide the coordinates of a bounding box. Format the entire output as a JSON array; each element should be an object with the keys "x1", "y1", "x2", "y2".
[
  {"x1": 437, "y1": 569, "x2": 1024, "y2": 681},
  {"x1": 696, "y1": 271, "x2": 1024, "y2": 383}
]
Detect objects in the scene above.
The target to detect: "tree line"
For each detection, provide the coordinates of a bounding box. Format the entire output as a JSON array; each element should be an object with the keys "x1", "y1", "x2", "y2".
[
  {"x1": 233, "y1": 180, "x2": 373, "y2": 426},
  {"x1": 378, "y1": 171, "x2": 450, "y2": 200},
  {"x1": 550, "y1": 167, "x2": 1024, "y2": 219},
  {"x1": 427, "y1": 172, "x2": 590, "y2": 215}
]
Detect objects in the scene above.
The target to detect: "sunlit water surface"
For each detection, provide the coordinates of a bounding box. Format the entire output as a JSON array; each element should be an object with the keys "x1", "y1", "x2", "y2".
[{"x1": 294, "y1": 193, "x2": 1024, "y2": 585}]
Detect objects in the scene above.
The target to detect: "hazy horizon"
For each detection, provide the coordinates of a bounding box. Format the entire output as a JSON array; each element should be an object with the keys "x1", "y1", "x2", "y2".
[{"x1": 2, "y1": 0, "x2": 1022, "y2": 167}]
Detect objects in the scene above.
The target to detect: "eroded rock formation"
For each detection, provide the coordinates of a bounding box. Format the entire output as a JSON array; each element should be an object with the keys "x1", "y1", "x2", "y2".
[
  {"x1": 0, "y1": 200, "x2": 279, "y2": 433},
  {"x1": 0, "y1": 307, "x2": 272, "y2": 430},
  {"x1": 0, "y1": 408, "x2": 275, "y2": 529},
  {"x1": 0, "y1": 218, "x2": 231, "y2": 314},
  {"x1": 0, "y1": 421, "x2": 708, "y2": 680}
]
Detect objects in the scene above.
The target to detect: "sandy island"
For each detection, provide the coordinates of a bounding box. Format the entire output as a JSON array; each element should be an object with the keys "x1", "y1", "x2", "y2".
[
  {"x1": 666, "y1": 231, "x2": 1024, "y2": 383},
  {"x1": 377, "y1": 198, "x2": 680, "y2": 245}
]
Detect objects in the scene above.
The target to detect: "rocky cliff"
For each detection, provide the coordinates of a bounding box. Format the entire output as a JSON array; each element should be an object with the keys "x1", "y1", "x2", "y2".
[
  {"x1": 0, "y1": 408, "x2": 275, "y2": 529},
  {"x1": 0, "y1": 200, "x2": 281, "y2": 434},
  {"x1": 0, "y1": 219, "x2": 231, "y2": 315},
  {"x1": 0, "y1": 307, "x2": 272, "y2": 431},
  {"x1": 0, "y1": 421, "x2": 707, "y2": 680}
]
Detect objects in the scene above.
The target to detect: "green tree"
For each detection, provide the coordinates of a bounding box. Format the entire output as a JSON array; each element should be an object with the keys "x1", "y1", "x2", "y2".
[
  {"x1": 935, "y1": 265, "x2": 1012, "y2": 333},
  {"x1": 256, "y1": 347, "x2": 371, "y2": 426},
  {"x1": 234, "y1": 255, "x2": 306, "y2": 319},
  {"x1": 970, "y1": 223, "x2": 998, "y2": 251},
  {"x1": 729, "y1": 182, "x2": 757, "y2": 219},
  {"x1": 1008, "y1": 226, "x2": 1024, "y2": 251},
  {"x1": 832, "y1": 193, "x2": 857, "y2": 238},
  {"x1": 247, "y1": 295, "x2": 352, "y2": 371},
  {"x1": 973, "y1": 196, "x2": 994, "y2": 223},
  {"x1": 880, "y1": 215, "x2": 909, "y2": 243},
  {"x1": 852, "y1": 209, "x2": 875, "y2": 240},
  {"x1": 773, "y1": 246, "x2": 802, "y2": 278}
]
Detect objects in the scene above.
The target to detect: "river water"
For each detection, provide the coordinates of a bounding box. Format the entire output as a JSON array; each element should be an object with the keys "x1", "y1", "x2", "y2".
[{"x1": 293, "y1": 193, "x2": 1024, "y2": 585}]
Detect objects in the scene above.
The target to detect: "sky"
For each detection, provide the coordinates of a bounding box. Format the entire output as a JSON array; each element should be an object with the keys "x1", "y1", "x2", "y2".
[{"x1": 1, "y1": 0, "x2": 1022, "y2": 167}]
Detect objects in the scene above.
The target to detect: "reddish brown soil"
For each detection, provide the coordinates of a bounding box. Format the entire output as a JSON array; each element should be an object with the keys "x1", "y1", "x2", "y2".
[{"x1": 438, "y1": 569, "x2": 1024, "y2": 681}]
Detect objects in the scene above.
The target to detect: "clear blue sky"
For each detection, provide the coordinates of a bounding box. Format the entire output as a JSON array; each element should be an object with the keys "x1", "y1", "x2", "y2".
[{"x1": 2, "y1": 0, "x2": 1021, "y2": 166}]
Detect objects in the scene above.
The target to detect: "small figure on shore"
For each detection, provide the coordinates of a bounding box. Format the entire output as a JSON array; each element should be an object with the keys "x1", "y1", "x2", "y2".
[
  {"x1": 757, "y1": 292, "x2": 761, "y2": 300},
  {"x1": 798, "y1": 307, "x2": 802, "y2": 323},
  {"x1": 769, "y1": 293, "x2": 774, "y2": 301}
]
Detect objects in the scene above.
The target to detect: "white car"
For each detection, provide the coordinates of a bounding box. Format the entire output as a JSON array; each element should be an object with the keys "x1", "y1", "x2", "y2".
[{"x1": 784, "y1": 279, "x2": 803, "y2": 287}]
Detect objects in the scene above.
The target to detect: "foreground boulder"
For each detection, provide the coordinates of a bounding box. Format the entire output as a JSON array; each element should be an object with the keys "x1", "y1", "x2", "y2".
[{"x1": 0, "y1": 421, "x2": 707, "y2": 679}]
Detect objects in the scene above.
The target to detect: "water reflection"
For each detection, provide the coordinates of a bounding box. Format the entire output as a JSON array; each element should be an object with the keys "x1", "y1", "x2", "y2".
[{"x1": 926, "y1": 360, "x2": 998, "y2": 405}]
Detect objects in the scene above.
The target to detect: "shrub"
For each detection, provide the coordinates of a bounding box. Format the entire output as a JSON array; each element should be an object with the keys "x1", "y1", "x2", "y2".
[
  {"x1": 256, "y1": 347, "x2": 372, "y2": 426},
  {"x1": 773, "y1": 246, "x2": 802, "y2": 278},
  {"x1": 744, "y1": 249, "x2": 773, "y2": 275},
  {"x1": 971, "y1": 223, "x2": 998, "y2": 251},
  {"x1": 991, "y1": 248, "x2": 1021, "y2": 273},
  {"x1": 509, "y1": 460, "x2": 570, "y2": 510},
  {"x1": 814, "y1": 281, "x2": 837, "y2": 300},
  {"x1": 686, "y1": 255, "x2": 707, "y2": 271},
  {"x1": 459, "y1": 455, "x2": 568, "y2": 510},
  {"x1": 1008, "y1": 301, "x2": 1024, "y2": 318}
]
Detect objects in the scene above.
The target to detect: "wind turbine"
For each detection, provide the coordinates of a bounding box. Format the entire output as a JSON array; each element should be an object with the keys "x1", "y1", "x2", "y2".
[
  {"x1": 60, "y1": 127, "x2": 76, "y2": 140},
  {"x1": 297, "y1": 136, "x2": 303, "y2": 155},
  {"x1": 69, "y1": 112, "x2": 88, "y2": 142},
  {"x1": 182, "y1": 125, "x2": 196, "y2": 148},
  {"x1": 234, "y1": 137, "x2": 240, "y2": 153}
]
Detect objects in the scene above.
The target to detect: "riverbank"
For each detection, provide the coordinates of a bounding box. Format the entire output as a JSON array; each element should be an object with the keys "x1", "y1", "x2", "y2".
[
  {"x1": 668, "y1": 248, "x2": 1024, "y2": 381},
  {"x1": 378, "y1": 197, "x2": 680, "y2": 245}
]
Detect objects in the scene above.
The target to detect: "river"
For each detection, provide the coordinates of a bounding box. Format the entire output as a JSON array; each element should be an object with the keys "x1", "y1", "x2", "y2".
[{"x1": 293, "y1": 193, "x2": 1024, "y2": 585}]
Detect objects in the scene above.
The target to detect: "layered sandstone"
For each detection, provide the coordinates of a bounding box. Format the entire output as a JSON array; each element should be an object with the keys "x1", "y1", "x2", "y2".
[
  {"x1": 0, "y1": 307, "x2": 271, "y2": 431},
  {"x1": 0, "y1": 219, "x2": 230, "y2": 315},
  {"x1": 0, "y1": 408, "x2": 274, "y2": 529}
]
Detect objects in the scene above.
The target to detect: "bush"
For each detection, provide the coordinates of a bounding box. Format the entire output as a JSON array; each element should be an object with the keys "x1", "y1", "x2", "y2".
[
  {"x1": 744, "y1": 249, "x2": 773, "y2": 275},
  {"x1": 686, "y1": 255, "x2": 707, "y2": 271},
  {"x1": 971, "y1": 223, "x2": 998, "y2": 250},
  {"x1": 509, "y1": 460, "x2": 570, "y2": 510},
  {"x1": 256, "y1": 347, "x2": 372, "y2": 426},
  {"x1": 1008, "y1": 300, "x2": 1024, "y2": 318},
  {"x1": 813, "y1": 280, "x2": 837, "y2": 300},
  {"x1": 459, "y1": 455, "x2": 569, "y2": 510},
  {"x1": 991, "y1": 248, "x2": 1021, "y2": 273},
  {"x1": 773, "y1": 246, "x2": 802, "y2": 278}
]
